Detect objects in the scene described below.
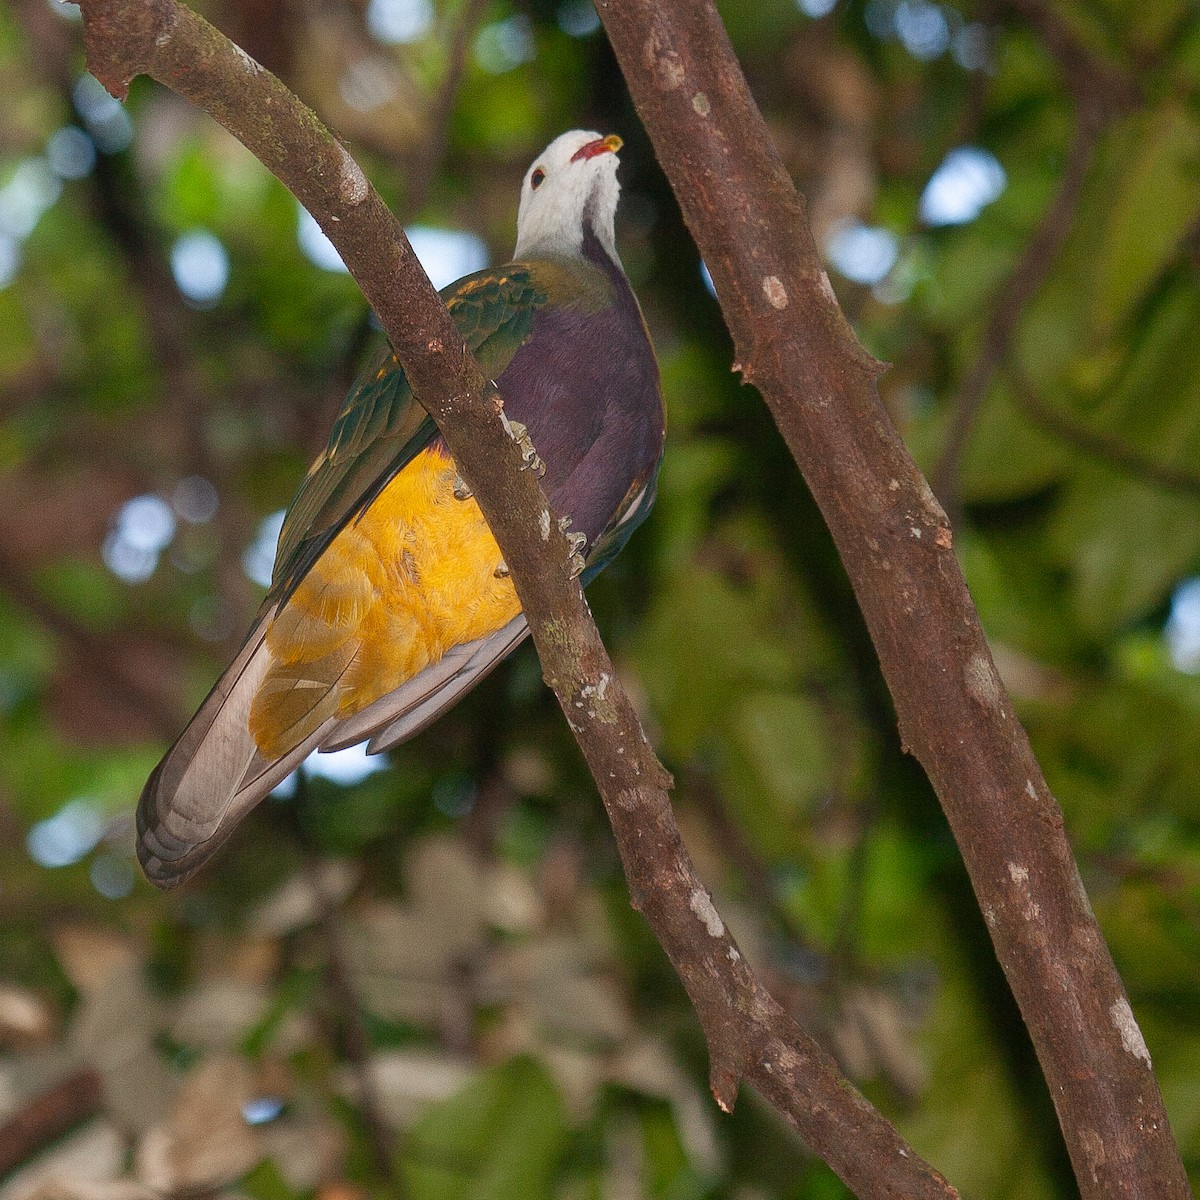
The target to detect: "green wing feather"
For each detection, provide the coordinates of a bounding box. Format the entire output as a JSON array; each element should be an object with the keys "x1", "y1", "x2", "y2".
[{"x1": 268, "y1": 267, "x2": 548, "y2": 605}]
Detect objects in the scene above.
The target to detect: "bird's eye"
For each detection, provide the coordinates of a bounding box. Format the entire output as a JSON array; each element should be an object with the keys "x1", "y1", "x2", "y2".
[{"x1": 530, "y1": 168, "x2": 546, "y2": 190}]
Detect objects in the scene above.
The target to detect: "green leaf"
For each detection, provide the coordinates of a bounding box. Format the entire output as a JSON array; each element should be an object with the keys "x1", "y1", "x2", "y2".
[
  {"x1": 239, "y1": 1158, "x2": 301, "y2": 1200},
  {"x1": 1092, "y1": 104, "x2": 1200, "y2": 333},
  {"x1": 401, "y1": 1057, "x2": 568, "y2": 1200}
]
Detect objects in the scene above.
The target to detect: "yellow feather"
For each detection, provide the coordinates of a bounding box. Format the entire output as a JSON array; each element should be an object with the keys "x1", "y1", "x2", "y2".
[{"x1": 249, "y1": 447, "x2": 521, "y2": 756}]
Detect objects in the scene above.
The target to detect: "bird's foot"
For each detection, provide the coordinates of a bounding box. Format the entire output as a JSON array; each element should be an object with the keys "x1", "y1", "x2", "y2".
[
  {"x1": 453, "y1": 473, "x2": 473, "y2": 501},
  {"x1": 502, "y1": 415, "x2": 546, "y2": 477},
  {"x1": 558, "y1": 516, "x2": 587, "y2": 578},
  {"x1": 494, "y1": 560, "x2": 510, "y2": 579}
]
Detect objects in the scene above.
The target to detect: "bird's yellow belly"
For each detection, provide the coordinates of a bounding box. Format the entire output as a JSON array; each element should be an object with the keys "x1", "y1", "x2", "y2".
[{"x1": 248, "y1": 447, "x2": 520, "y2": 757}]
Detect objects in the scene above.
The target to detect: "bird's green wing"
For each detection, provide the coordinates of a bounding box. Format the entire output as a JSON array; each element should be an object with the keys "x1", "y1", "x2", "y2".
[{"x1": 268, "y1": 266, "x2": 548, "y2": 606}]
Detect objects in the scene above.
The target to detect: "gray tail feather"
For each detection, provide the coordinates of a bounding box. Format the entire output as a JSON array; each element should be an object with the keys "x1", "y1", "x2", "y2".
[
  {"x1": 137, "y1": 612, "x2": 333, "y2": 888},
  {"x1": 138, "y1": 613, "x2": 530, "y2": 888}
]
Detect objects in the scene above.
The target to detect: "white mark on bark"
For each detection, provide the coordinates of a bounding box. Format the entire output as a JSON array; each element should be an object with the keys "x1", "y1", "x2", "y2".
[
  {"x1": 1008, "y1": 862, "x2": 1028, "y2": 885},
  {"x1": 643, "y1": 31, "x2": 685, "y2": 90},
  {"x1": 964, "y1": 652, "x2": 1004, "y2": 711},
  {"x1": 337, "y1": 146, "x2": 369, "y2": 205},
  {"x1": 762, "y1": 275, "x2": 788, "y2": 309},
  {"x1": 1110, "y1": 998, "x2": 1152, "y2": 1067},
  {"x1": 540, "y1": 508, "x2": 551, "y2": 541},
  {"x1": 232, "y1": 43, "x2": 263, "y2": 72},
  {"x1": 692, "y1": 91, "x2": 710, "y2": 116},
  {"x1": 1026, "y1": 779, "x2": 1037, "y2": 800},
  {"x1": 689, "y1": 888, "x2": 725, "y2": 937}
]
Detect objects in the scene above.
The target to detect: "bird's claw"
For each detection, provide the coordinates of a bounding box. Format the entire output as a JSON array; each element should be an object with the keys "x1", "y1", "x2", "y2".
[
  {"x1": 558, "y1": 516, "x2": 587, "y2": 577},
  {"x1": 502, "y1": 415, "x2": 545, "y2": 476},
  {"x1": 453, "y1": 473, "x2": 473, "y2": 501},
  {"x1": 494, "y1": 560, "x2": 510, "y2": 579}
]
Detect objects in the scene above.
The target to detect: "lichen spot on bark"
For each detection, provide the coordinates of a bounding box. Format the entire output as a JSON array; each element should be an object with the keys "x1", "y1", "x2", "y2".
[
  {"x1": 689, "y1": 887, "x2": 725, "y2": 937},
  {"x1": 762, "y1": 276, "x2": 788, "y2": 309},
  {"x1": 964, "y1": 652, "x2": 1003, "y2": 713},
  {"x1": 1109, "y1": 997, "x2": 1152, "y2": 1067},
  {"x1": 643, "y1": 28, "x2": 685, "y2": 90}
]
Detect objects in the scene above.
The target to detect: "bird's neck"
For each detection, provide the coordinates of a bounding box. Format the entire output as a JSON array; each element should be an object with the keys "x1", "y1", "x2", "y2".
[{"x1": 513, "y1": 198, "x2": 620, "y2": 267}]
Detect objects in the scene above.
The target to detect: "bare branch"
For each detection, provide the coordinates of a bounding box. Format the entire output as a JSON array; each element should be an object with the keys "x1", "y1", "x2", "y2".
[
  {"x1": 592, "y1": 1, "x2": 1189, "y2": 1196},
  {"x1": 76, "y1": 2, "x2": 956, "y2": 1196},
  {"x1": 930, "y1": 106, "x2": 1101, "y2": 515},
  {"x1": 0, "y1": 1069, "x2": 104, "y2": 1176},
  {"x1": 932, "y1": 0, "x2": 1141, "y2": 514},
  {"x1": 1011, "y1": 370, "x2": 1200, "y2": 500}
]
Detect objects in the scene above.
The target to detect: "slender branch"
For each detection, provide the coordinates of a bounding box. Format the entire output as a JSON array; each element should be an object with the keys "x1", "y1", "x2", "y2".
[
  {"x1": 0, "y1": 548, "x2": 182, "y2": 740},
  {"x1": 75, "y1": 2, "x2": 957, "y2": 1197},
  {"x1": 930, "y1": 105, "x2": 1101, "y2": 515},
  {"x1": 404, "y1": 0, "x2": 492, "y2": 215},
  {"x1": 591, "y1": 2, "x2": 1188, "y2": 1197},
  {"x1": 1011, "y1": 371, "x2": 1200, "y2": 500},
  {"x1": 0, "y1": 1069, "x2": 104, "y2": 1176},
  {"x1": 932, "y1": 0, "x2": 1141, "y2": 515}
]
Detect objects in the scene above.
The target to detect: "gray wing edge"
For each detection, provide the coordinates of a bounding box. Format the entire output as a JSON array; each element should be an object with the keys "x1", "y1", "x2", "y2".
[
  {"x1": 137, "y1": 613, "x2": 529, "y2": 888},
  {"x1": 318, "y1": 613, "x2": 530, "y2": 754}
]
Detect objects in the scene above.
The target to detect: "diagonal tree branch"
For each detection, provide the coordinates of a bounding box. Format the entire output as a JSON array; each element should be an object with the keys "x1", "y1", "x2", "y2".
[
  {"x1": 590, "y1": 1, "x2": 1188, "y2": 1197},
  {"x1": 75, "y1": 2, "x2": 957, "y2": 1197}
]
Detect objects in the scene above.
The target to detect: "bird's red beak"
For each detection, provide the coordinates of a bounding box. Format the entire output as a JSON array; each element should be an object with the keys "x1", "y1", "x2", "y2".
[{"x1": 571, "y1": 134, "x2": 623, "y2": 162}]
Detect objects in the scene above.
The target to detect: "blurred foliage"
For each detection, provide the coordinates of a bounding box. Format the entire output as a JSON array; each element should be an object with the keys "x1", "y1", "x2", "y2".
[{"x1": 0, "y1": 0, "x2": 1199, "y2": 1196}]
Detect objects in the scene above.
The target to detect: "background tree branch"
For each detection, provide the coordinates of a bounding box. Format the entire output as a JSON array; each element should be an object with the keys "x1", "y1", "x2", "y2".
[
  {"x1": 591, "y1": 1, "x2": 1189, "y2": 1197},
  {"x1": 75, "y1": 1, "x2": 959, "y2": 1196}
]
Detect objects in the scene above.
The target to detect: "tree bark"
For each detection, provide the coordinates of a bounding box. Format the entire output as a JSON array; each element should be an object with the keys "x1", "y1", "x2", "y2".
[
  {"x1": 76, "y1": 1, "x2": 958, "y2": 1196},
  {"x1": 592, "y1": 2, "x2": 1189, "y2": 1197}
]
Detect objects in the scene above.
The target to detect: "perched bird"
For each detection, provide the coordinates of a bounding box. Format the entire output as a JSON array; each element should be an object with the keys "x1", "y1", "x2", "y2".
[{"x1": 138, "y1": 130, "x2": 665, "y2": 886}]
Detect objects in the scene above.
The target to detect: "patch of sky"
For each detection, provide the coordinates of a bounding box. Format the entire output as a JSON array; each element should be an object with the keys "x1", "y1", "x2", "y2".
[
  {"x1": 339, "y1": 58, "x2": 399, "y2": 113},
  {"x1": 46, "y1": 126, "x2": 96, "y2": 180},
  {"x1": 272, "y1": 743, "x2": 389, "y2": 798},
  {"x1": 27, "y1": 797, "x2": 106, "y2": 868},
  {"x1": 297, "y1": 207, "x2": 349, "y2": 273},
  {"x1": 825, "y1": 220, "x2": 899, "y2": 285},
  {"x1": 0, "y1": 237, "x2": 19, "y2": 291},
  {"x1": 405, "y1": 225, "x2": 489, "y2": 289},
  {"x1": 72, "y1": 73, "x2": 134, "y2": 154},
  {"x1": 699, "y1": 260, "x2": 716, "y2": 297},
  {"x1": 919, "y1": 146, "x2": 1006, "y2": 226},
  {"x1": 90, "y1": 853, "x2": 136, "y2": 899},
  {"x1": 475, "y1": 14, "x2": 536, "y2": 74},
  {"x1": 104, "y1": 493, "x2": 177, "y2": 584},
  {"x1": 1166, "y1": 577, "x2": 1200, "y2": 673},
  {"x1": 298, "y1": 205, "x2": 489, "y2": 289},
  {"x1": 170, "y1": 230, "x2": 230, "y2": 307},
  {"x1": 242, "y1": 1097, "x2": 286, "y2": 1125},
  {"x1": 0, "y1": 158, "x2": 61, "y2": 242},
  {"x1": 172, "y1": 475, "x2": 220, "y2": 524},
  {"x1": 894, "y1": 0, "x2": 951, "y2": 60},
  {"x1": 244, "y1": 509, "x2": 286, "y2": 589},
  {"x1": 366, "y1": 0, "x2": 433, "y2": 44},
  {"x1": 557, "y1": 0, "x2": 601, "y2": 36},
  {"x1": 797, "y1": 0, "x2": 838, "y2": 16},
  {"x1": 952, "y1": 23, "x2": 991, "y2": 71}
]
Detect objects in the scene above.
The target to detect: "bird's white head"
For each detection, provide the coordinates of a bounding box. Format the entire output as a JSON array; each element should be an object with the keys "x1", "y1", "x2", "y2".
[{"x1": 513, "y1": 129, "x2": 623, "y2": 264}]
